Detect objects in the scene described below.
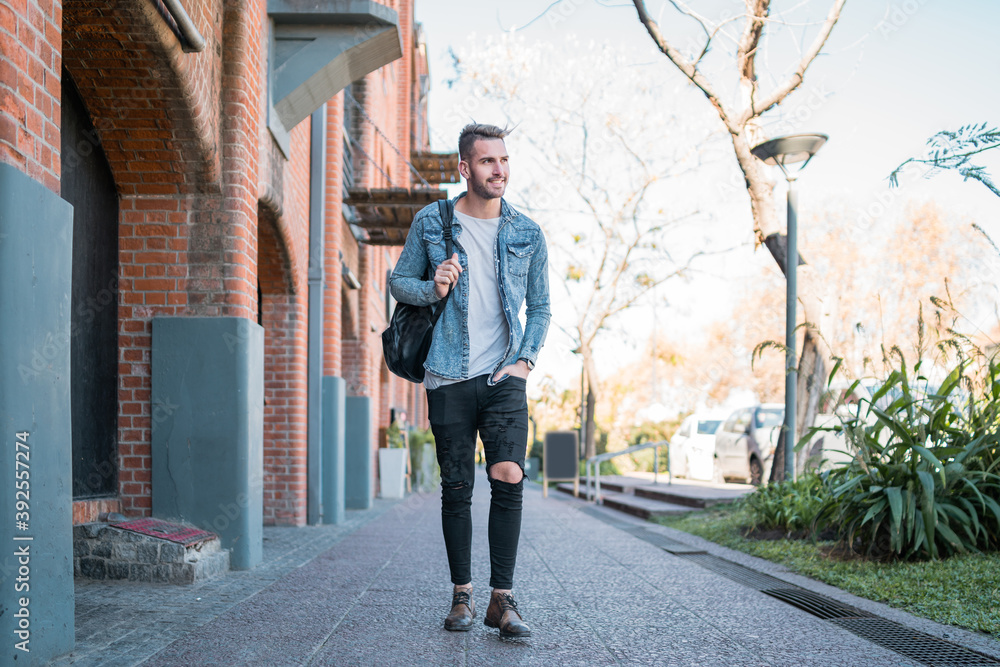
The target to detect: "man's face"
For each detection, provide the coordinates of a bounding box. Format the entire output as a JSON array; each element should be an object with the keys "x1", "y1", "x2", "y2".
[{"x1": 461, "y1": 138, "x2": 509, "y2": 201}]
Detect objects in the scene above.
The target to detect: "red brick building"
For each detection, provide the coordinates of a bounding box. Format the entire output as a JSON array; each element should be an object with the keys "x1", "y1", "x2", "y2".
[{"x1": 0, "y1": 0, "x2": 452, "y2": 660}]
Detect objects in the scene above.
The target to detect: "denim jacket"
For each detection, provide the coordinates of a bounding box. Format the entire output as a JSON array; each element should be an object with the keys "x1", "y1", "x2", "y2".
[{"x1": 388, "y1": 194, "x2": 551, "y2": 384}]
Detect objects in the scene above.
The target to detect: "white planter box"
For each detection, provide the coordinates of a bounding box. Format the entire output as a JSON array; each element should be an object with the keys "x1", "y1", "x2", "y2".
[{"x1": 378, "y1": 448, "x2": 408, "y2": 499}]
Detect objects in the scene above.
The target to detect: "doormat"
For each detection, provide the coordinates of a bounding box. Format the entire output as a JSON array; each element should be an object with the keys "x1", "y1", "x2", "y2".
[{"x1": 112, "y1": 518, "x2": 217, "y2": 547}]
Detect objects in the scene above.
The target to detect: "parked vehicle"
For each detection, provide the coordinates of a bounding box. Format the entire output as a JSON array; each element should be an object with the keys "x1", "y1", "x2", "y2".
[
  {"x1": 715, "y1": 404, "x2": 784, "y2": 485},
  {"x1": 668, "y1": 411, "x2": 728, "y2": 481}
]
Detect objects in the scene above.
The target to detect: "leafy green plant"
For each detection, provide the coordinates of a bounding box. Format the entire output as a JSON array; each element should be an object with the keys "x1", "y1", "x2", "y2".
[
  {"x1": 385, "y1": 420, "x2": 405, "y2": 448},
  {"x1": 817, "y1": 346, "x2": 1000, "y2": 560},
  {"x1": 742, "y1": 473, "x2": 830, "y2": 535},
  {"x1": 407, "y1": 428, "x2": 439, "y2": 492}
]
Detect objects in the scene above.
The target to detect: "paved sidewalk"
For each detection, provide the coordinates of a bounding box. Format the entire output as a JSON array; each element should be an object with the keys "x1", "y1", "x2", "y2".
[{"x1": 59, "y1": 471, "x2": 1000, "y2": 666}]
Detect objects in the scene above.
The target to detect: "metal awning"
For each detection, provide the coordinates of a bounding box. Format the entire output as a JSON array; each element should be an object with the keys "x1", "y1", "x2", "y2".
[
  {"x1": 266, "y1": 0, "x2": 402, "y2": 155},
  {"x1": 411, "y1": 152, "x2": 460, "y2": 184},
  {"x1": 345, "y1": 187, "x2": 448, "y2": 245}
]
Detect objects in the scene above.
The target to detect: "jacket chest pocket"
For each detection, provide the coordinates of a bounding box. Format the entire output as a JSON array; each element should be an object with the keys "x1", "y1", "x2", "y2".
[
  {"x1": 423, "y1": 229, "x2": 446, "y2": 269},
  {"x1": 506, "y1": 242, "x2": 532, "y2": 276}
]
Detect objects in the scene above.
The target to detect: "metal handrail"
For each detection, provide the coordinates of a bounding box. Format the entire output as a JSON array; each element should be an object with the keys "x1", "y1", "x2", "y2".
[{"x1": 585, "y1": 440, "x2": 670, "y2": 504}]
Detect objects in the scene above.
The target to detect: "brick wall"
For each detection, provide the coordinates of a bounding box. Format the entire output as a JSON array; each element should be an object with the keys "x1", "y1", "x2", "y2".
[
  {"x1": 52, "y1": 0, "x2": 430, "y2": 521},
  {"x1": 0, "y1": 0, "x2": 63, "y2": 193},
  {"x1": 83, "y1": 0, "x2": 261, "y2": 515},
  {"x1": 256, "y1": 116, "x2": 311, "y2": 525},
  {"x1": 116, "y1": 196, "x2": 192, "y2": 515},
  {"x1": 62, "y1": 0, "x2": 223, "y2": 197}
]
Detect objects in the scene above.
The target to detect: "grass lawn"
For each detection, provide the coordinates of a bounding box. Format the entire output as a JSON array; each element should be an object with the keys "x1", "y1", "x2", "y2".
[{"x1": 653, "y1": 504, "x2": 1000, "y2": 637}]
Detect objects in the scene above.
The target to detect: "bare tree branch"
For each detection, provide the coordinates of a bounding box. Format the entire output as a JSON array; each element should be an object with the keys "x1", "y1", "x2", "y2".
[
  {"x1": 736, "y1": 0, "x2": 771, "y2": 111},
  {"x1": 694, "y1": 14, "x2": 746, "y2": 67},
  {"x1": 742, "y1": 0, "x2": 847, "y2": 122},
  {"x1": 632, "y1": 0, "x2": 739, "y2": 132}
]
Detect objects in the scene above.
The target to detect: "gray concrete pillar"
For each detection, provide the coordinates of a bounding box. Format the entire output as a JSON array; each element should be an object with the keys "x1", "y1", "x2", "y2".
[
  {"x1": 321, "y1": 376, "x2": 345, "y2": 524},
  {"x1": 344, "y1": 396, "x2": 372, "y2": 509},
  {"x1": 151, "y1": 317, "x2": 264, "y2": 570},
  {"x1": 0, "y1": 163, "x2": 76, "y2": 663}
]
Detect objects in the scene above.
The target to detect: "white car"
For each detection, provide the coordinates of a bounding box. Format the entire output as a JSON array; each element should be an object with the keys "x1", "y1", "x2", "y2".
[
  {"x1": 669, "y1": 412, "x2": 728, "y2": 481},
  {"x1": 715, "y1": 404, "x2": 785, "y2": 485}
]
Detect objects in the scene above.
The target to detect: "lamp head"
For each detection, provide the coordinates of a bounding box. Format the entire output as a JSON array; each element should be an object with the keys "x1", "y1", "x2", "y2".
[{"x1": 751, "y1": 133, "x2": 828, "y2": 178}]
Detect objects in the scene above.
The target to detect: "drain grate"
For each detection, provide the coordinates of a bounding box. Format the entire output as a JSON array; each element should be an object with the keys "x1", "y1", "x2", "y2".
[
  {"x1": 831, "y1": 619, "x2": 1000, "y2": 666},
  {"x1": 578, "y1": 504, "x2": 1000, "y2": 666},
  {"x1": 763, "y1": 588, "x2": 875, "y2": 620},
  {"x1": 112, "y1": 517, "x2": 216, "y2": 547},
  {"x1": 672, "y1": 555, "x2": 1000, "y2": 666}
]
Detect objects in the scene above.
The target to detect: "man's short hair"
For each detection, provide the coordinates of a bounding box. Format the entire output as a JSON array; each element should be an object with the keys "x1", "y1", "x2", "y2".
[{"x1": 458, "y1": 123, "x2": 510, "y2": 163}]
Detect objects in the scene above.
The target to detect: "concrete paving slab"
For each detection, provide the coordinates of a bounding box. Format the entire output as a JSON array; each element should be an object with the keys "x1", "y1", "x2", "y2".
[{"x1": 56, "y1": 468, "x2": 1000, "y2": 666}]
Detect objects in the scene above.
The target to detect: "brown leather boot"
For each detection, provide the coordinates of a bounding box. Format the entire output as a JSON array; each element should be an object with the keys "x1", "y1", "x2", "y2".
[
  {"x1": 484, "y1": 591, "x2": 531, "y2": 638},
  {"x1": 444, "y1": 589, "x2": 475, "y2": 631}
]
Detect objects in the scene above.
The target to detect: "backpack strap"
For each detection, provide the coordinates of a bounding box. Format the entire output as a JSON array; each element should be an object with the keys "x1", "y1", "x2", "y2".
[
  {"x1": 430, "y1": 199, "x2": 455, "y2": 325},
  {"x1": 438, "y1": 198, "x2": 454, "y2": 257}
]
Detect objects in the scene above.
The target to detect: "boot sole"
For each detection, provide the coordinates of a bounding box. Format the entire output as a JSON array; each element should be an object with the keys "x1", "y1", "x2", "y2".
[
  {"x1": 444, "y1": 623, "x2": 474, "y2": 632},
  {"x1": 484, "y1": 618, "x2": 531, "y2": 638}
]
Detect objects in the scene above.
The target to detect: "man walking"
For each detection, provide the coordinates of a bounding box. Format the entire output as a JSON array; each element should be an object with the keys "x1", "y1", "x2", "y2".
[{"x1": 388, "y1": 123, "x2": 550, "y2": 638}]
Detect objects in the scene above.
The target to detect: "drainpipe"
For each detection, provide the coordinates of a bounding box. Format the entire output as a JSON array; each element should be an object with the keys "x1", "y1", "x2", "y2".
[
  {"x1": 161, "y1": 0, "x2": 206, "y2": 52},
  {"x1": 307, "y1": 103, "x2": 327, "y2": 525}
]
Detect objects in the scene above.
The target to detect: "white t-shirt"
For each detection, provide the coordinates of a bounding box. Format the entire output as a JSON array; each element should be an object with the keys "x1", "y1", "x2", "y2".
[{"x1": 424, "y1": 209, "x2": 509, "y2": 390}]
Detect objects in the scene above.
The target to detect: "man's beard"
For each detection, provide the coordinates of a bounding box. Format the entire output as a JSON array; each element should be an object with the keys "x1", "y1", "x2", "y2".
[{"x1": 470, "y1": 176, "x2": 505, "y2": 200}]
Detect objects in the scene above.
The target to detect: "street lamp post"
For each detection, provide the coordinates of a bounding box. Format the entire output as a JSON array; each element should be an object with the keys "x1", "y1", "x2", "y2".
[{"x1": 750, "y1": 133, "x2": 827, "y2": 481}]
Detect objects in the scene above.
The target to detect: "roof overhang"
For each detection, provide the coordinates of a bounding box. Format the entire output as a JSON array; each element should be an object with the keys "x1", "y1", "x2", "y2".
[
  {"x1": 267, "y1": 0, "x2": 403, "y2": 155},
  {"x1": 344, "y1": 187, "x2": 448, "y2": 246},
  {"x1": 411, "y1": 151, "x2": 460, "y2": 184}
]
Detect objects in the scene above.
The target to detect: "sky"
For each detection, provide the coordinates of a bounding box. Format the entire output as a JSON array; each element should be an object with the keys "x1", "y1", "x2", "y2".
[{"x1": 412, "y1": 0, "x2": 1000, "y2": 409}]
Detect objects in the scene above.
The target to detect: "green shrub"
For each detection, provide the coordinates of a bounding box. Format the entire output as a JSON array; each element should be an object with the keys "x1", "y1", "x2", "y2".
[
  {"x1": 579, "y1": 459, "x2": 620, "y2": 476},
  {"x1": 742, "y1": 473, "x2": 830, "y2": 535},
  {"x1": 818, "y1": 348, "x2": 1000, "y2": 560},
  {"x1": 629, "y1": 445, "x2": 669, "y2": 473},
  {"x1": 408, "y1": 428, "x2": 439, "y2": 492}
]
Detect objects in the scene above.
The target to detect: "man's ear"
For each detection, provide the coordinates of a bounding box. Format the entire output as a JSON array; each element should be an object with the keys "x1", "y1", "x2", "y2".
[{"x1": 458, "y1": 160, "x2": 470, "y2": 180}]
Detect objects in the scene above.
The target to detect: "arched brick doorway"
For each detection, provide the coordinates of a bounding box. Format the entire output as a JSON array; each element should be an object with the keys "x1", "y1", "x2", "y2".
[{"x1": 258, "y1": 202, "x2": 308, "y2": 525}]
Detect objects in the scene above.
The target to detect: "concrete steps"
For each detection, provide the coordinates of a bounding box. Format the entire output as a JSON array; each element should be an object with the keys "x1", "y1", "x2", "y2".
[
  {"x1": 555, "y1": 484, "x2": 695, "y2": 520},
  {"x1": 73, "y1": 523, "x2": 230, "y2": 584},
  {"x1": 633, "y1": 486, "x2": 731, "y2": 509},
  {"x1": 556, "y1": 475, "x2": 754, "y2": 521},
  {"x1": 597, "y1": 491, "x2": 695, "y2": 519}
]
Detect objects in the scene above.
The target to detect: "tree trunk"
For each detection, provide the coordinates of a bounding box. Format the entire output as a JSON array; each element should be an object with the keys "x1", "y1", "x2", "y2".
[
  {"x1": 579, "y1": 342, "x2": 600, "y2": 461},
  {"x1": 795, "y1": 328, "x2": 826, "y2": 475},
  {"x1": 769, "y1": 430, "x2": 786, "y2": 483},
  {"x1": 767, "y1": 329, "x2": 826, "y2": 483}
]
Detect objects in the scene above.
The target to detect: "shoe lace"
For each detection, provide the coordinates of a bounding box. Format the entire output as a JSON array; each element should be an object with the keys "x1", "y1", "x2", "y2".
[
  {"x1": 452, "y1": 590, "x2": 472, "y2": 609},
  {"x1": 497, "y1": 593, "x2": 518, "y2": 613}
]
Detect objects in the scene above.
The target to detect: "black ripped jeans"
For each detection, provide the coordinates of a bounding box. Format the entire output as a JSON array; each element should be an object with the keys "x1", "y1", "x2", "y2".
[{"x1": 426, "y1": 374, "x2": 529, "y2": 590}]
